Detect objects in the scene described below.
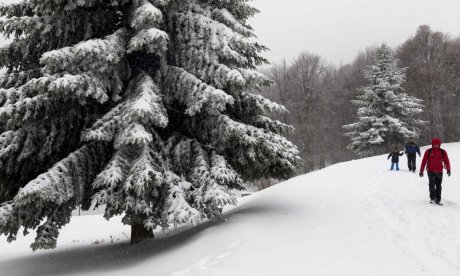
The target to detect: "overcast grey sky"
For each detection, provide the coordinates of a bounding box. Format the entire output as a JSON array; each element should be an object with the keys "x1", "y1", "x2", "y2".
[{"x1": 249, "y1": 0, "x2": 460, "y2": 66}]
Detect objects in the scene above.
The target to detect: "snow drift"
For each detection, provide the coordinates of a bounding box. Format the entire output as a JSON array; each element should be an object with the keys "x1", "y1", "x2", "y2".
[{"x1": 2, "y1": 143, "x2": 460, "y2": 276}]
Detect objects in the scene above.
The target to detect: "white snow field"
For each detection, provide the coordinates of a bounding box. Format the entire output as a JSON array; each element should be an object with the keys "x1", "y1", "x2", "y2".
[{"x1": 2, "y1": 143, "x2": 460, "y2": 276}]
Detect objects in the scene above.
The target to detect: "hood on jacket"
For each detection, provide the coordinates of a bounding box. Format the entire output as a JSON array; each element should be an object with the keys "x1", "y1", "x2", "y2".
[{"x1": 432, "y1": 137, "x2": 442, "y2": 146}]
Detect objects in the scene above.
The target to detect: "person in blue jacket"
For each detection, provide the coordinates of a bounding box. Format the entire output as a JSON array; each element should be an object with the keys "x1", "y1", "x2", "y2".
[
  {"x1": 405, "y1": 138, "x2": 421, "y2": 172},
  {"x1": 388, "y1": 148, "x2": 404, "y2": 171}
]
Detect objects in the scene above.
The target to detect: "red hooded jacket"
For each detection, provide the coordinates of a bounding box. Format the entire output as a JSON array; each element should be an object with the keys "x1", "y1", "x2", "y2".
[{"x1": 420, "y1": 138, "x2": 451, "y2": 174}]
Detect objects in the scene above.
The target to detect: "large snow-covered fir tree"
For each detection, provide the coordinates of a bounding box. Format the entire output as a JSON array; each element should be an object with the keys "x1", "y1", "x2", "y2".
[
  {"x1": 344, "y1": 43, "x2": 426, "y2": 156},
  {"x1": 0, "y1": 0, "x2": 300, "y2": 250}
]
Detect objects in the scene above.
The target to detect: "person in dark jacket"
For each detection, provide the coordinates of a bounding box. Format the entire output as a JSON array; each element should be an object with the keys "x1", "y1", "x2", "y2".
[
  {"x1": 405, "y1": 138, "x2": 421, "y2": 172},
  {"x1": 388, "y1": 148, "x2": 404, "y2": 171},
  {"x1": 419, "y1": 137, "x2": 451, "y2": 205}
]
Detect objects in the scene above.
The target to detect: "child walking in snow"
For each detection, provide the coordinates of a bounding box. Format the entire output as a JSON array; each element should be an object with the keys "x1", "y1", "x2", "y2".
[{"x1": 388, "y1": 148, "x2": 404, "y2": 171}]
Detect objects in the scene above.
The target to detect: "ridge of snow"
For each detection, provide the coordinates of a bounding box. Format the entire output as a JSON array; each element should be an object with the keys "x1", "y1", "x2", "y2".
[{"x1": 2, "y1": 143, "x2": 460, "y2": 275}]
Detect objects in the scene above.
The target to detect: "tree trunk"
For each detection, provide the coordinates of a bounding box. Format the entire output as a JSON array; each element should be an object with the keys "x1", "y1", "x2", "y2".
[{"x1": 130, "y1": 223, "x2": 154, "y2": 245}]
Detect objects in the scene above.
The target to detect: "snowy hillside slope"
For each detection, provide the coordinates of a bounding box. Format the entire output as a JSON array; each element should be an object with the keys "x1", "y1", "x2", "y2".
[{"x1": 2, "y1": 143, "x2": 460, "y2": 276}]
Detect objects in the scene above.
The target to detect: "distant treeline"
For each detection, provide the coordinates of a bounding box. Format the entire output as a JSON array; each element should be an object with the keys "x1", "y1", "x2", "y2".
[{"x1": 258, "y1": 25, "x2": 460, "y2": 175}]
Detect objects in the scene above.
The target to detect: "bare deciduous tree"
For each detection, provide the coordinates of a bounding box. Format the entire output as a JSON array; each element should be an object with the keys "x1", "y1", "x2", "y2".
[{"x1": 255, "y1": 25, "x2": 460, "y2": 187}]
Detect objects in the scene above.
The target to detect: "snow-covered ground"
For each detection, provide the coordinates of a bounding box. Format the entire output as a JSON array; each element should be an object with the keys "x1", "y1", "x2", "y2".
[{"x1": 2, "y1": 143, "x2": 460, "y2": 276}]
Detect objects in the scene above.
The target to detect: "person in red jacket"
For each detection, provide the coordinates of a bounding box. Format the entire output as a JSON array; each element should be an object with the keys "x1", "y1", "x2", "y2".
[{"x1": 419, "y1": 137, "x2": 451, "y2": 205}]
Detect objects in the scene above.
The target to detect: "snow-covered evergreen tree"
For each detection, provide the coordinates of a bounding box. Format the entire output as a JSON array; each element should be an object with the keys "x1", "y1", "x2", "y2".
[
  {"x1": 0, "y1": 0, "x2": 300, "y2": 250},
  {"x1": 344, "y1": 43, "x2": 426, "y2": 156}
]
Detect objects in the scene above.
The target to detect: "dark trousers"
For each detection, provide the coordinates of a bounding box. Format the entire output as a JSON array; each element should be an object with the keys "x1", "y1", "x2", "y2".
[
  {"x1": 407, "y1": 153, "x2": 417, "y2": 172},
  {"x1": 428, "y1": 172, "x2": 443, "y2": 202}
]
